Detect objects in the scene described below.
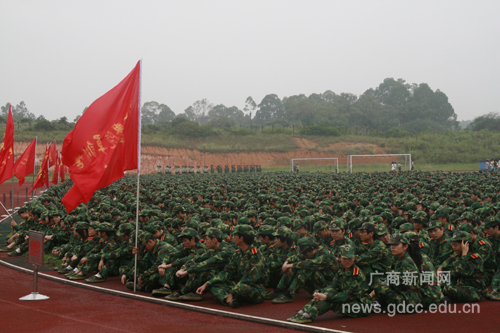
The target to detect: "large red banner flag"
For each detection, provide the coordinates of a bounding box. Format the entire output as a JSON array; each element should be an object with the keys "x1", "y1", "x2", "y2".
[
  {"x1": 47, "y1": 142, "x2": 57, "y2": 167},
  {"x1": 52, "y1": 152, "x2": 60, "y2": 185},
  {"x1": 14, "y1": 137, "x2": 37, "y2": 186},
  {"x1": 29, "y1": 144, "x2": 49, "y2": 195},
  {"x1": 61, "y1": 61, "x2": 140, "y2": 213},
  {"x1": 0, "y1": 105, "x2": 15, "y2": 185}
]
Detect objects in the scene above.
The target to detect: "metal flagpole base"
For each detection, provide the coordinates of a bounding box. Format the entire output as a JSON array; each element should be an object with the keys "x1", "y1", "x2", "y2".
[{"x1": 19, "y1": 292, "x2": 50, "y2": 301}]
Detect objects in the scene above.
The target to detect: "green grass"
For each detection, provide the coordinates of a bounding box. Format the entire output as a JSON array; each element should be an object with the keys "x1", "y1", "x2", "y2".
[{"x1": 263, "y1": 162, "x2": 479, "y2": 173}]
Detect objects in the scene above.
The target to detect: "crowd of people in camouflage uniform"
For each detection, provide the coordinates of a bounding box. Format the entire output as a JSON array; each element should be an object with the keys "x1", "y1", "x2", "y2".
[{"x1": 2, "y1": 170, "x2": 500, "y2": 324}]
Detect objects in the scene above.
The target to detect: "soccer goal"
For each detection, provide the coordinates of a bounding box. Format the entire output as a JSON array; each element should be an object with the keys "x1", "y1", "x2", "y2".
[
  {"x1": 290, "y1": 158, "x2": 339, "y2": 173},
  {"x1": 347, "y1": 154, "x2": 412, "y2": 173}
]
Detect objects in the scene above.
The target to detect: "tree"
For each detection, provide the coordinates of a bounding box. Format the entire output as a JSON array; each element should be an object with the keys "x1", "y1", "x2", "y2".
[
  {"x1": 253, "y1": 94, "x2": 284, "y2": 125},
  {"x1": 243, "y1": 96, "x2": 257, "y2": 118},
  {"x1": 184, "y1": 99, "x2": 213, "y2": 124},
  {"x1": 141, "y1": 101, "x2": 175, "y2": 124},
  {"x1": 470, "y1": 113, "x2": 500, "y2": 131},
  {"x1": 1, "y1": 101, "x2": 35, "y2": 120}
]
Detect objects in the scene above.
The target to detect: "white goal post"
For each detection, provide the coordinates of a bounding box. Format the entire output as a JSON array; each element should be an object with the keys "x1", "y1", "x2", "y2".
[
  {"x1": 290, "y1": 158, "x2": 339, "y2": 173},
  {"x1": 347, "y1": 154, "x2": 412, "y2": 173}
]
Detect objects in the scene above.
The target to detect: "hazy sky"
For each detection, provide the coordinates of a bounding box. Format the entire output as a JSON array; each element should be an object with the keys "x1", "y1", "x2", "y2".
[{"x1": 1, "y1": 1, "x2": 499, "y2": 121}]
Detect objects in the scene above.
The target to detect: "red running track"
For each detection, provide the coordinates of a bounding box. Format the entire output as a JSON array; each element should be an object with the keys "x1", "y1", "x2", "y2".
[
  {"x1": 0, "y1": 264, "x2": 295, "y2": 333},
  {"x1": 2, "y1": 252, "x2": 500, "y2": 333}
]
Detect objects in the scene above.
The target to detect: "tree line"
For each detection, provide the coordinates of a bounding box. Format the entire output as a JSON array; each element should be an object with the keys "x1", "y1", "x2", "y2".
[{"x1": 1, "y1": 77, "x2": 497, "y2": 135}]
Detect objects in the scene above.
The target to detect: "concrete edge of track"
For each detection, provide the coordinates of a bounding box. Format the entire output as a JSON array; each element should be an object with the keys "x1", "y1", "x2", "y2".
[{"x1": 0, "y1": 259, "x2": 351, "y2": 333}]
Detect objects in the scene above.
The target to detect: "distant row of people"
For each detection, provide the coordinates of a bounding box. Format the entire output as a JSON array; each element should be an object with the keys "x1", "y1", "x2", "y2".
[
  {"x1": 158, "y1": 165, "x2": 262, "y2": 174},
  {"x1": 485, "y1": 159, "x2": 500, "y2": 172}
]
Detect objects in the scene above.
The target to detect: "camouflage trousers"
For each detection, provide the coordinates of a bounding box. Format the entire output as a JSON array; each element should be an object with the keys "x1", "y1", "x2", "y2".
[
  {"x1": 373, "y1": 282, "x2": 421, "y2": 312},
  {"x1": 78, "y1": 259, "x2": 100, "y2": 275},
  {"x1": 490, "y1": 269, "x2": 500, "y2": 291},
  {"x1": 99, "y1": 259, "x2": 127, "y2": 278},
  {"x1": 265, "y1": 268, "x2": 283, "y2": 289},
  {"x1": 442, "y1": 285, "x2": 483, "y2": 303},
  {"x1": 276, "y1": 268, "x2": 326, "y2": 297},
  {"x1": 420, "y1": 285, "x2": 443, "y2": 309},
  {"x1": 180, "y1": 271, "x2": 213, "y2": 295},
  {"x1": 158, "y1": 267, "x2": 188, "y2": 289},
  {"x1": 301, "y1": 298, "x2": 370, "y2": 319},
  {"x1": 124, "y1": 258, "x2": 153, "y2": 281},
  {"x1": 209, "y1": 281, "x2": 266, "y2": 305}
]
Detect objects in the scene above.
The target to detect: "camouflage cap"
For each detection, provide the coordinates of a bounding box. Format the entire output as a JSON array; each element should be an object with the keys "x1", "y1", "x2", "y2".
[
  {"x1": 426, "y1": 220, "x2": 443, "y2": 230},
  {"x1": 457, "y1": 223, "x2": 475, "y2": 234},
  {"x1": 98, "y1": 222, "x2": 114, "y2": 232},
  {"x1": 359, "y1": 222, "x2": 376, "y2": 234},
  {"x1": 185, "y1": 219, "x2": 199, "y2": 230},
  {"x1": 238, "y1": 217, "x2": 252, "y2": 226},
  {"x1": 450, "y1": 231, "x2": 472, "y2": 243},
  {"x1": 177, "y1": 227, "x2": 198, "y2": 239},
  {"x1": 74, "y1": 221, "x2": 89, "y2": 230},
  {"x1": 273, "y1": 226, "x2": 293, "y2": 239},
  {"x1": 50, "y1": 210, "x2": 62, "y2": 217},
  {"x1": 171, "y1": 218, "x2": 183, "y2": 228},
  {"x1": 89, "y1": 221, "x2": 100, "y2": 230},
  {"x1": 198, "y1": 222, "x2": 210, "y2": 237},
  {"x1": 460, "y1": 211, "x2": 476, "y2": 221},
  {"x1": 376, "y1": 224, "x2": 389, "y2": 236},
  {"x1": 348, "y1": 219, "x2": 363, "y2": 231},
  {"x1": 484, "y1": 216, "x2": 500, "y2": 229},
  {"x1": 313, "y1": 221, "x2": 328, "y2": 233},
  {"x1": 138, "y1": 231, "x2": 154, "y2": 245},
  {"x1": 339, "y1": 244, "x2": 355, "y2": 259},
  {"x1": 119, "y1": 223, "x2": 135, "y2": 234},
  {"x1": 232, "y1": 224, "x2": 255, "y2": 236},
  {"x1": 329, "y1": 219, "x2": 345, "y2": 231},
  {"x1": 206, "y1": 227, "x2": 223, "y2": 239},
  {"x1": 292, "y1": 219, "x2": 304, "y2": 231},
  {"x1": 258, "y1": 225, "x2": 275, "y2": 237},
  {"x1": 399, "y1": 223, "x2": 414, "y2": 233},
  {"x1": 387, "y1": 233, "x2": 410, "y2": 245},
  {"x1": 144, "y1": 221, "x2": 162, "y2": 233},
  {"x1": 297, "y1": 237, "x2": 317, "y2": 253}
]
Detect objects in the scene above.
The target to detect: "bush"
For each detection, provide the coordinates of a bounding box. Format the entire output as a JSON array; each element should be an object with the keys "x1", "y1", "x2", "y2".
[{"x1": 300, "y1": 124, "x2": 341, "y2": 136}]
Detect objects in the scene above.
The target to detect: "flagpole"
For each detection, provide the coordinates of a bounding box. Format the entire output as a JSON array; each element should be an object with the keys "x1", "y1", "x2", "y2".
[
  {"x1": 32, "y1": 137, "x2": 37, "y2": 199},
  {"x1": 134, "y1": 59, "x2": 142, "y2": 293},
  {"x1": 11, "y1": 114, "x2": 14, "y2": 212}
]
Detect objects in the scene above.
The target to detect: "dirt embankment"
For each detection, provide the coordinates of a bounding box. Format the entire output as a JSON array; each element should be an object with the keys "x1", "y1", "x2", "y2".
[{"x1": 13, "y1": 138, "x2": 390, "y2": 174}]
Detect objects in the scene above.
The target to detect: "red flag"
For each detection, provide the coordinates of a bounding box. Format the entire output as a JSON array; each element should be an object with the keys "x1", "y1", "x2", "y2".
[
  {"x1": 29, "y1": 145, "x2": 49, "y2": 194},
  {"x1": 0, "y1": 105, "x2": 15, "y2": 184},
  {"x1": 61, "y1": 61, "x2": 140, "y2": 213},
  {"x1": 14, "y1": 137, "x2": 37, "y2": 186},
  {"x1": 60, "y1": 157, "x2": 66, "y2": 182},
  {"x1": 52, "y1": 153, "x2": 60, "y2": 185},
  {"x1": 47, "y1": 142, "x2": 57, "y2": 167}
]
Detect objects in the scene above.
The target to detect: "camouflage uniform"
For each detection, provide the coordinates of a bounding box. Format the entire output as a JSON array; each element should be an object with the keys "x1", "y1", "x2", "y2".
[
  {"x1": 373, "y1": 234, "x2": 421, "y2": 312},
  {"x1": 205, "y1": 225, "x2": 266, "y2": 306},
  {"x1": 355, "y1": 238, "x2": 391, "y2": 284},
  {"x1": 138, "y1": 237, "x2": 178, "y2": 287},
  {"x1": 420, "y1": 253, "x2": 444, "y2": 308},
  {"x1": 288, "y1": 245, "x2": 371, "y2": 324},
  {"x1": 274, "y1": 238, "x2": 334, "y2": 300},
  {"x1": 428, "y1": 221, "x2": 454, "y2": 267},
  {"x1": 439, "y1": 232, "x2": 487, "y2": 303},
  {"x1": 179, "y1": 231, "x2": 233, "y2": 295}
]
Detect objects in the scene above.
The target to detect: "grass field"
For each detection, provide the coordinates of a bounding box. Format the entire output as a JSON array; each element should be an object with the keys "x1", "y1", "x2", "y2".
[{"x1": 263, "y1": 162, "x2": 479, "y2": 173}]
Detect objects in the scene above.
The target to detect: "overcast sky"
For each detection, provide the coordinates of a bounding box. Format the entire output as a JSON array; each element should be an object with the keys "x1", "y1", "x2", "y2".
[{"x1": 1, "y1": 1, "x2": 499, "y2": 121}]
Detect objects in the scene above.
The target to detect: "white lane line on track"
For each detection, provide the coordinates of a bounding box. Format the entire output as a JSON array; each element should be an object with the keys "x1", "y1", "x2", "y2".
[
  {"x1": 0, "y1": 298, "x2": 135, "y2": 333},
  {"x1": 0, "y1": 259, "x2": 353, "y2": 333}
]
